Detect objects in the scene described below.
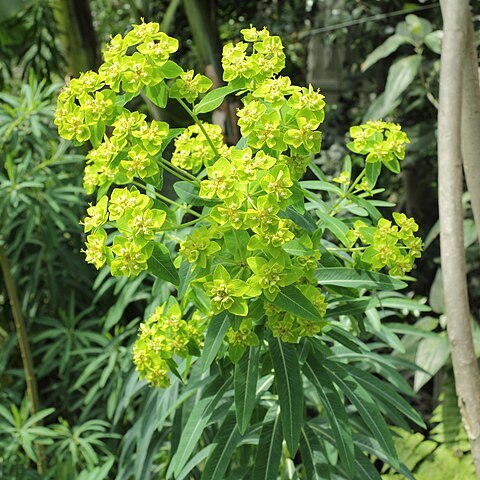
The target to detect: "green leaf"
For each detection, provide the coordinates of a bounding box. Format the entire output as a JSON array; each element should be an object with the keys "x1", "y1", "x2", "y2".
[
  {"x1": 269, "y1": 337, "x2": 304, "y2": 457},
  {"x1": 174, "y1": 181, "x2": 220, "y2": 207},
  {"x1": 300, "y1": 180, "x2": 344, "y2": 196},
  {"x1": 201, "y1": 312, "x2": 230, "y2": 372},
  {"x1": 177, "y1": 446, "x2": 214, "y2": 480},
  {"x1": 252, "y1": 406, "x2": 283, "y2": 480},
  {"x1": 354, "y1": 450, "x2": 382, "y2": 480},
  {"x1": 362, "y1": 34, "x2": 412, "y2": 72},
  {"x1": 424, "y1": 30, "x2": 442, "y2": 54},
  {"x1": 201, "y1": 411, "x2": 242, "y2": 480},
  {"x1": 327, "y1": 298, "x2": 378, "y2": 318},
  {"x1": 147, "y1": 243, "x2": 179, "y2": 285},
  {"x1": 382, "y1": 55, "x2": 421, "y2": 114},
  {"x1": 272, "y1": 285, "x2": 322, "y2": 322},
  {"x1": 349, "y1": 365, "x2": 426, "y2": 428},
  {"x1": 193, "y1": 85, "x2": 236, "y2": 115},
  {"x1": 160, "y1": 60, "x2": 184, "y2": 78},
  {"x1": 413, "y1": 334, "x2": 450, "y2": 392},
  {"x1": 365, "y1": 161, "x2": 382, "y2": 188},
  {"x1": 300, "y1": 426, "x2": 331, "y2": 480},
  {"x1": 145, "y1": 82, "x2": 168, "y2": 108},
  {"x1": 170, "y1": 379, "x2": 232, "y2": 477},
  {"x1": 323, "y1": 359, "x2": 400, "y2": 469},
  {"x1": 304, "y1": 356, "x2": 356, "y2": 477},
  {"x1": 353, "y1": 433, "x2": 415, "y2": 480},
  {"x1": 317, "y1": 211, "x2": 351, "y2": 246},
  {"x1": 235, "y1": 346, "x2": 260, "y2": 434},
  {"x1": 316, "y1": 268, "x2": 407, "y2": 290},
  {"x1": 282, "y1": 238, "x2": 315, "y2": 256}
]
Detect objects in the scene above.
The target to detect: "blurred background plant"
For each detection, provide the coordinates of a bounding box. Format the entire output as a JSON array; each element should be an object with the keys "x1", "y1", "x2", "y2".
[{"x1": 0, "y1": 0, "x2": 479, "y2": 478}]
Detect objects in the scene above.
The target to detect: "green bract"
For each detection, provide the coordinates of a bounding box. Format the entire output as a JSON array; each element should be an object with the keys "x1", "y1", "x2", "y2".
[{"x1": 55, "y1": 21, "x2": 421, "y2": 393}]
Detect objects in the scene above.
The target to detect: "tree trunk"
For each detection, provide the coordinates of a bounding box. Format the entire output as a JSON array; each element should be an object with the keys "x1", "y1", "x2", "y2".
[
  {"x1": 461, "y1": 10, "x2": 480, "y2": 240},
  {"x1": 438, "y1": 1, "x2": 480, "y2": 477}
]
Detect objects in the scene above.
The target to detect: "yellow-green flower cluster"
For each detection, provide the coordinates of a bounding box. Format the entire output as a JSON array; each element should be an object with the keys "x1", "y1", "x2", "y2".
[
  {"x1": 82, "y1": 187, "x2": 166, "y2": 276},
  {"x1": 55, "y1": 22, "x2": 179, "y2": 146},
  {"x1": 349, "y1": 212, "x2": 422, "y2": 276},
  {"x1": 347, "y1": 120, "x2": 410, "y2": 172},
  {"x1": 171, "y1": 123, "x2": 228, "y2": 173},
  {"x1": 222, "y1": 26, "x2": 285, "y2": 89},
  {"x1": 170, "y1": 70, "x2": 213, "y2": 103},
  {"x1": 133, "y1": 301, "x2": 205, "y2": 387}
]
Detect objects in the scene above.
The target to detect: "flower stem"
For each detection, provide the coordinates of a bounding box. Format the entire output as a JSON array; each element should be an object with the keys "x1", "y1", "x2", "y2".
[
  {"x1": 133, "y1": 180, "x2": 201, "y2": 217},
  {"x1": 176, "y1": 98, "x2": 220, "y2": 157},
  {"x1": 329, "y1": 168, "x2": 366, "y2": 215}
]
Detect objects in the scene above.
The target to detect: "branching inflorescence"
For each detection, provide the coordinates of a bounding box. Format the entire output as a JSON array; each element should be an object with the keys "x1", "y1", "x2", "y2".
[{"x1": 55, "y1": 22, "x2": 422, "y2": 388}]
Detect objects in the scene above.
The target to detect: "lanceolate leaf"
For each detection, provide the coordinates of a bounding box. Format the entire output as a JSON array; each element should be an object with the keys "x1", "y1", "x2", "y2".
[
  {"x1": 383, "y1": 55, "x2": 421, "y2": 114},
  {"x1": 201, "y1": 312, "x2": 230, "y2": 372},
  {"x1": 349, "y1": 365, "x2": 426, "y2": 428},
  {"x1": 362, "y1": 34, "x2": 412, "y2": 72},
  {"x1": 272, "y1": 285, "x2": 322, "y2": 322},
  {"x1": 252, "y1": 406, "x2": 283, "y2": 480},
  {"x1": 169, "y1": 379, "x2": 232, "y2": 478},
  {"x1": 300, "y1": 425, "x2": 331, "y2": 480},
  {"x1": 354, "y1": 450, "x2": 382, "y2": 480},
  {"x1": 365, "y1": 161, "x2": 382, "y2": 189},
  {"x1": 317, "y1": 211, "x2": 351, "y2": 246},
  {"x1": 323, "y1": 359, "x2": 400, "y2": 469},
  {"x1": 316, "y1": 268, "x2": 407, "y2": 290},
  {"x1": 353, "y1": 433, "x2": 415, "y2": 480},
  {"x1": 174, "y1": 181, "x2": 220, "y2": 207},
  {"x1": 201, "y1": 411, "x2": 242, "y2": 480},
  {"x1": 234, "y1": 346, "x2": 260, "y2": 434},
  {"x1": 147, "y1": 243, "x2": 179, "y2": 285},
  {"x1": 269, "y1": 337, "x2": 304, "y2": 457},
  {"x1": 325, "y1": 297, "x2": 378, "y2": 318},
  {"x1": 194, "y1": 85, "x2": 236, "y2": 115},
  {"x1": 304, "y1": 355, "x2": 356, "y2": 478}
]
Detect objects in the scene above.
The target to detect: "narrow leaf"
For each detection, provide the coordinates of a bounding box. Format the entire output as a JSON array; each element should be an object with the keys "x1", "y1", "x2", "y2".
[
  {"x1": 252, "y1": 406, "x2": 283, "y2": 480},
  {"x1": 269, "y1": 337, "x2": 304, "y2": 456},
  {"x1": 300, "y1": 425, "x2": 331, "y2": 480},
  {"x1": 304, "y1": 356, "x2": 356, "y2": 477},
  {"x1": 235, "y1": 346, "x2": 260, "y2": 434},
  {"x1": 174, "y1": 181, "x2": 219, "y2": 207},
  {"x1": 170, "y1": 379, "x2": 232, "y2": 477},
  {"x1": 317, "y1": 211, "x2": 350, "y2": 246},
  {"x1": 201, "y1": 410, "x2": 242, "y2": 480},
  {"x1": 323, "y1": 359, "x2": 400, "y2": 469},
  {"x1": 272, "y1": 285, "x2": 322, "y2": 322},
  {"x1": 383, "y1": 55, "x2": 421, "y2": 114},
  {"x1": 201, "y1": 312, "x2": 230, "y2": 372},
  {"x1": 316, "y1": 268, "x2": 407, "y2": 290},
  {"x1": 349, "y1": 365, "x2": 426, "y2": 428},
  {"x1": 147, "y1": 243, "x2": 179, "y2": 285},
  {"x1": 362, "y1": 34, "x2": 411, "y2": 71}
]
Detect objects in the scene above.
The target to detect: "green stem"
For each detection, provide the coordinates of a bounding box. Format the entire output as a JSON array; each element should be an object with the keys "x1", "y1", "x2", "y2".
[
  {"x1": 327, "y1": 246, "x2": 367, "y2": 252},
  {"x1": 329, "y1": 168, "x2": 366, "y2": 215},
  {"x1": 158, "y1": 215, "x2": 207, "y2": 231},
  {"x1": 133, "y1": 181, "x2": 201, "y2": 217},
  {"x1": 176, "y1": 98, "x2": 220, "y2": 157},
  {"x1": 0, "y1": 243, "x2": 45, "y2": 474},
  {"x1": 161, "y1": 158, "x2": 199, "y2": 183}
]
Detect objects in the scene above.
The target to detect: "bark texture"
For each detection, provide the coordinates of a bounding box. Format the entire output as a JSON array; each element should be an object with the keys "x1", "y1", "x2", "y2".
[
  {"x1": 461, "y1": 11, "x2": 480, "y2": 239},
  {"x1": 438, "y1": 1, "x2": 480, "y2": 477}
]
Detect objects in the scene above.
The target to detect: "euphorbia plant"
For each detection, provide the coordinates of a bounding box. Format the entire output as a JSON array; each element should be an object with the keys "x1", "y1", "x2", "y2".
[{"x1": 55, "y1": 22, "x2": 424, "y2": 479}]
